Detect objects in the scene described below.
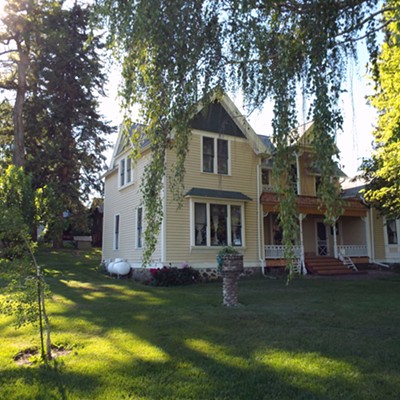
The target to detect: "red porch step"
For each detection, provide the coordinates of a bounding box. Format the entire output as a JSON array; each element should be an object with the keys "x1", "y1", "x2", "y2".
[{"x1": 305, "y1": 257, "x2": 363, "y2": 276}]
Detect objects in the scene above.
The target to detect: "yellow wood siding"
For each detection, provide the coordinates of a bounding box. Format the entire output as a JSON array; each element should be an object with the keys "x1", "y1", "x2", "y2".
[
  {"x1": 299, "y1": 153, "x2": 316, "y2": 196},
  {"x1": 102, "y1": 151, "x2": 162, "y2": 265},
  {"x1": 302, "y1": 218, "x2": 317, "y2": 255},
  {"x1": 164, "y1": 131, "x2": 261, "y2": 267},
  {"x1": 372, "y1": 209, "x2": 385, "y2": 259},
  {"x1": 341, "y1": 217, "x2": 366, "y2": 245}
]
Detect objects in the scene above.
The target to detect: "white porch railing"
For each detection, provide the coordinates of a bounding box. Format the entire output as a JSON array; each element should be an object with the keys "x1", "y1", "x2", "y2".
[
  {"x1": 262, "y1": 184, "x2": 275, "y2": 193},
  {"x1": 265, "y1": 245, "x2": 303, "y2": 259},
  {"x1": 337, "y1": 245, "x2": 368, "y2": 257}
]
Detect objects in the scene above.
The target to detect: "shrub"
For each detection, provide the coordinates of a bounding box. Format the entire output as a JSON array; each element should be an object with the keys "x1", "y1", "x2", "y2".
[{"x1": 148, "y1": 266, "x2": 200, "y2": 286}]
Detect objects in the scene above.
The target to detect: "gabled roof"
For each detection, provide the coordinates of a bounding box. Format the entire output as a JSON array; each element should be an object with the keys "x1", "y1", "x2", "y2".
[
  {"x1": 297, "y1": 121, "x2": 315, "y2": 145},
  {"x1": 110, "y1": 123, "x2": 148, "y2": 165},
  {"x1": 257, "y1": 135, "x2": 275, "y2": 152},
  {"x1": 106, "y1": 92, "x2": 271, "y2": 174},
  {"x1": 191, "y1": 92, "x2": 270, "y2": 155},
  {"x1": 342, "y1": 184, "x2": 365, "y2": 199}
]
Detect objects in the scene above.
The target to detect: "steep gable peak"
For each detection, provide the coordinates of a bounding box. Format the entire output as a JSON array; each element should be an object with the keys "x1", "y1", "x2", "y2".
[{"x1": 192, "y1": 91, "x2": 271, "y2": 155}]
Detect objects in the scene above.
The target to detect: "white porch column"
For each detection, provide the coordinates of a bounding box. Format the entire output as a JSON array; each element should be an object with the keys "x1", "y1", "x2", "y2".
[
  {"x1": 333, "y1": 220, "x2": 338, "y2": 258},
  {"x1": 298, "y1": 213, "x2": 307, "y2": 275}
]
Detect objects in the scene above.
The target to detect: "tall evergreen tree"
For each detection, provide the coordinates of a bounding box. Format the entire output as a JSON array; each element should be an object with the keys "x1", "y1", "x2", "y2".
[
  {"x1": 24, "y1": 2, "x2": 113, "y2": 246},
  {"x1": 0, "y1": 1, "x2": 113, "y2": 246},
  {"x1": 0, "y1": 0, "x2": 46, "y2": 167}
]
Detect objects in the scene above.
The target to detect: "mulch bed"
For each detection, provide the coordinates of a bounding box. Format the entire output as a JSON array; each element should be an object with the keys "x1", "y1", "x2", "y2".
[{"x1": 14, "y1": 345, "x2": 72, "y2": 366}]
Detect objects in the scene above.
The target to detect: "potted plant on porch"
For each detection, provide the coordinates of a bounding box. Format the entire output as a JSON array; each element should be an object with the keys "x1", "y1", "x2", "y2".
[{"x1": 217, "y1": 246, "x2": 244, "y2": 307}]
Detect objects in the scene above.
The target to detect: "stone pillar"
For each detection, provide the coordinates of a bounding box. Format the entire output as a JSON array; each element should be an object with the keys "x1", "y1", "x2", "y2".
[{"x1": 221, "y1": 255, "x2": 244, "y2": 307}]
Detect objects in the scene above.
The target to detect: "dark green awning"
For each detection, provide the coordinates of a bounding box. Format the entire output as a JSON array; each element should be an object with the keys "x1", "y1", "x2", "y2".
[{"x1": 185, "y1": 188, "x2": 252, "y2": 201}]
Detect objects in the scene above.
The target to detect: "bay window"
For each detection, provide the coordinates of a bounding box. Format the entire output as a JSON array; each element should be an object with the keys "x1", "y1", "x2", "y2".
[{"x1": 193, "y1": 202, "x2": 243, "y2": 247}]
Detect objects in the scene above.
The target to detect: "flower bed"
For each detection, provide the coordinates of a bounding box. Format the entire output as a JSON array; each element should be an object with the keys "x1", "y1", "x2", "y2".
[{"x1": 148, "y1": 266, "x2": 200, "y2": 286}]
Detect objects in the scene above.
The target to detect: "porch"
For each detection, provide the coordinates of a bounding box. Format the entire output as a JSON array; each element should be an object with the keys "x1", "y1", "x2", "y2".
[
  {"x1": 264, "y1": 244, "x2": 369, "y2": 275},
  {"x1": 261, "y1": 194, "x2": 370, "y2": 275}
]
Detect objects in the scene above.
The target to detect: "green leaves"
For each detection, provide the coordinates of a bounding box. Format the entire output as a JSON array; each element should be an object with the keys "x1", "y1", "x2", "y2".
[
  {"x1": 362, "y1": 0, "x2": 400, "y2": 218},
  {"x1": 0, "y1": 165, "x2": 35, "y2": 259},
  {"x1": 95, "y1": 0, "x2": 388, "y2": 262}
]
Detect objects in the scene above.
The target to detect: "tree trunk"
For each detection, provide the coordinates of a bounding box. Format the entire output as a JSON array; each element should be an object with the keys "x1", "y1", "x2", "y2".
[
  {"x1": 12, "y1": 45, "x2": 29, "y2": 168},
  {"x1": 52, "y1": 213, "x2": 64, "y2": 249},
  {"x1": 40, "y1": 290, "x2": 52, "y2": 361}
]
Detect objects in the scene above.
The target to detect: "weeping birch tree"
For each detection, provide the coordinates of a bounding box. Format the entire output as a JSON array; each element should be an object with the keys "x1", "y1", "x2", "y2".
[
  {"x1": 362, "y1": 1, "x2": 400, "y2": 217},
  {"x1": 94, "y1": 0, "x2": 396, "y2": 265}
]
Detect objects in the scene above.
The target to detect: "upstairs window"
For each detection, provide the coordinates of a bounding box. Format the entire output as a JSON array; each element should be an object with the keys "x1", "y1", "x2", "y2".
[
  {"x1": 120, "y1": 159, "x2": 125, "y2": 187},
  {"x1": 217, "y1": 139, "x2": 228, "y2": 174},
  {"x1": 202, "y1": 137, "x2": 214, "y2": 173},
  {"x1": 315, "y1": 176, "x2": 322, "y2": 195},
  {"x1": 290, "y1": 164, "x2": 298, "y2": 189},
  {"x1": 126, "y1": 158, "x2": 132, "y2": 184},
  {"x1": 202, "y1": 136, "x2": 229, "y2": 175},
  {"x1": 262, "y1": 169, "x2": 270, "y2": 185},
  {"x1": 119, "y1": 156, "x2": 133, "y2": 188}
]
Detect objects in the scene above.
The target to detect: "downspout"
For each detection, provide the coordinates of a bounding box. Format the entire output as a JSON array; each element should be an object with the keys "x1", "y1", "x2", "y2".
[
  {"x1": 369, "y1": 205, "x2": 375, "y2": 262},
  {"x1": 298, "y1": 213, "x2": 307, "y2": 274},
  {"x1": 257, "y1": 162, "x2": 265, "y2": 275},
  {"x1": 295, "y1": 151, "x2": 301, "y2": 195},
  {"x1": 368, "y1": 206, "x2": 390, "y2": 268},
  {"x1": 161, "y1": 175, "x2": 167, "y2": 266},
  {"x1": 363, "y1": 201, "x2": 388, "y2": 267},
  {"x1": 295, "y1": 152, "x2": 306, "y2": 274}
]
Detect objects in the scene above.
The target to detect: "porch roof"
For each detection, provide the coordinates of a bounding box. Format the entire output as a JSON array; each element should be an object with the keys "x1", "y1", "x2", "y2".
[
  {"x1": 260, "y1": 193, "x2": 367, "y2": 217},
  {"x1": 185, "y1": 188, "x2": 252, "y2": 201}
]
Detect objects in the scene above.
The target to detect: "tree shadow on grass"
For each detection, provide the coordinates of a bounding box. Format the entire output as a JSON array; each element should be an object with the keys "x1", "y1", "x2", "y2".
[
  {"x1": 5, "y1": 249, "x2": 400, "y2": 399},
  {"x1": 0, "y1": 359, "x2": 100, "y2": 400},
  {"x1": 47, "y1": 274, "x2": 400, "y2": 398}
]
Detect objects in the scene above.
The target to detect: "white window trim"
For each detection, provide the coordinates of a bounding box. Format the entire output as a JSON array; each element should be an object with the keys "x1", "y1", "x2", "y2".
[
  {"x1": 190, "y1": 198, "x2": 245, "y2": 248},
  {"x1": 200, "y1": 135, "x2": 231, "y2": 176},
  {"x1": 114, "y1": 213, "x2": 120, "y2": 250},
  {"x1": 135, "y1": 206, "x2": 144, "y2": 249},
  {"x1": 119, "y1": 155, "x2": 134, "y2": 189}
]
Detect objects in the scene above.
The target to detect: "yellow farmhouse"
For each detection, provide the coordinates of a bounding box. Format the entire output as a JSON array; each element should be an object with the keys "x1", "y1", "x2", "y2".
[{"x1": 102, "y1": 93, "x2": 400, "y2": 276}]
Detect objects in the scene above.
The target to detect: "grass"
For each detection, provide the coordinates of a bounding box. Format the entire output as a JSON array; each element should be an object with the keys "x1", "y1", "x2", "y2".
[{"x1": 1, "y1": 248, "x2": 400, "y2": 399}]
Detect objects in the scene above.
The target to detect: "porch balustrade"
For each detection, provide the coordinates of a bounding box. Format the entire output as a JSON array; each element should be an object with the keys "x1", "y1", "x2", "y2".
[
  {"x1": 265, "y1": 245, "x2": 303, "y2": 259},
  {"x1": 337, "y1": 245, "x2": 368, "y2": 257},
  {"x1": 262, "y1": 184, "x2": 275, "y2": 193},
  {"x1": 265, "y1": 244, "x2": 367, "y2": 259}
]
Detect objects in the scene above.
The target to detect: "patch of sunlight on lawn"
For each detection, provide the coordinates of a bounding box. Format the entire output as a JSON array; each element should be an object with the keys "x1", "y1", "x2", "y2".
[
  {"x1": 60, "y1": 280, "x2": 165, "y2": 304},
  {"x1": 256, "y1": 349, "x2": 360, "y2": 380},
  {"x1": 186, "y1": 338, "x2": 248, "y2": 369},
  {"x1": 84, "y1": 329, "x2": 170, "y2": 364}
]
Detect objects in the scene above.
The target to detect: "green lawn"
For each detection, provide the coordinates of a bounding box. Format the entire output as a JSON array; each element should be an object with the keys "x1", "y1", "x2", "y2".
[{"x1": 1, "y1": 248, "x2": 400, "y2": 400}]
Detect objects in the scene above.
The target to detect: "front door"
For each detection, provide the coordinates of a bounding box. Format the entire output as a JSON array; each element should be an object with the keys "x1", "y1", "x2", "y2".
[{"x1": 316, "y1": 221, "x2": 329, "y2": 256}]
